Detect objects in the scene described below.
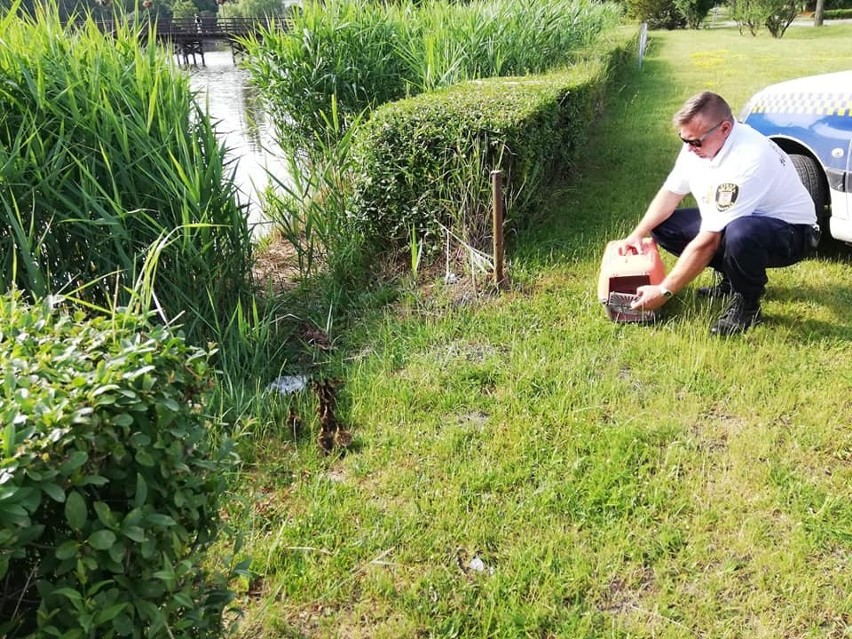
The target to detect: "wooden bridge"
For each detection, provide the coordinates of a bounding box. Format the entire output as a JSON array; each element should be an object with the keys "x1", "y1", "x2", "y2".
[
  {"x1": 86, "y1": 16, "x2": 287, "y2": 65},
  {"x1": 165, "y1": 17, "x2": 285, "y2": 65}
]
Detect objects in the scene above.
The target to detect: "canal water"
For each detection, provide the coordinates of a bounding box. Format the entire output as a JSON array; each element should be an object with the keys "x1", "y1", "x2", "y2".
[{"x1": 186, "y1": 48, "x2": 284, "y2": 235}]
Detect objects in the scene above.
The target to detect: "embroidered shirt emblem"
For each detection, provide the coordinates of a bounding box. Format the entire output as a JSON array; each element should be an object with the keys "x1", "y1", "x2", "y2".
[{"x1": 715, "y1": 183, "x2": 739, "y2": 211}]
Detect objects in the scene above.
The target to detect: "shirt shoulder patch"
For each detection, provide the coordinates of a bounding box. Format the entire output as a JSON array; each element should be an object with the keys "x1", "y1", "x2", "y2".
[{"x1": 715, "y1": 183, "x2": 739, "y2": 211}]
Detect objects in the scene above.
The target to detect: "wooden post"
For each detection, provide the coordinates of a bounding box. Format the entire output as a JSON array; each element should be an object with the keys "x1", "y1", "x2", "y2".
[{"x1": 491, "y1": 170, "x2": 505, "y2": 287}]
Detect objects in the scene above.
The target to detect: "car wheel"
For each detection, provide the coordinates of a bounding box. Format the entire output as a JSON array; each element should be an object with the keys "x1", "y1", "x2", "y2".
[{"x1": 790, "y1": 153, "x2": 828, "y2": 228}]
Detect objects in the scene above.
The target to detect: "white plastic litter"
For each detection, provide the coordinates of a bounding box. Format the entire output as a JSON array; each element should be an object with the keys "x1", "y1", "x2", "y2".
[
  {"x1": 266, "y1": 375, "x2": 309, "y2": 394},
  {"x1": 468, "y1": 556, "x2": 486, "y2": 572},
  {"x1": 469, "y1": 556, "x2": 492, "y2": 573}
]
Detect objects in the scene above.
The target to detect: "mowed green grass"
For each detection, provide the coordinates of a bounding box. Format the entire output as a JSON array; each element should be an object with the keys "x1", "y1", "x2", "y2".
[{"x1": 230, "y1": 25, "x2": 852, "y2": 638}]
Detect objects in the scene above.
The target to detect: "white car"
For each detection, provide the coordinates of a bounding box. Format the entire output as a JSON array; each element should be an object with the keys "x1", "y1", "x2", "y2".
[{"x1": 739, "y1": 70, "x2": 852, "y2": 245}]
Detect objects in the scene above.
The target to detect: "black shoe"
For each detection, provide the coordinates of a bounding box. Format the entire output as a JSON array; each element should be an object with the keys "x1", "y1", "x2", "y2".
[
  {"x1": 697, "y1": 275, "x2": 732, "y2": 299},
  {"x1": 710, "y1": 293, "x2": 761, "y2": 336}
]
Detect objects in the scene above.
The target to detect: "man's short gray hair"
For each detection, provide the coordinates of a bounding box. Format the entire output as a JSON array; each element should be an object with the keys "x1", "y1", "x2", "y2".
[{"x1": 673, "y1": 91, "x2": 734, "y2": 126}]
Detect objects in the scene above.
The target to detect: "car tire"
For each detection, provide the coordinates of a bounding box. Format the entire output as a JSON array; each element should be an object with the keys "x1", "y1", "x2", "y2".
[{"x1": 790, "y1": 153, "x2": 828, "y2": 228}]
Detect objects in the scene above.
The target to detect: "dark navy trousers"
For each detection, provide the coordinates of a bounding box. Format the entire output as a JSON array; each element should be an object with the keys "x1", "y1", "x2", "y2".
[{"x1": 651, "y1": 208, "x2": 810, "y2": 301}]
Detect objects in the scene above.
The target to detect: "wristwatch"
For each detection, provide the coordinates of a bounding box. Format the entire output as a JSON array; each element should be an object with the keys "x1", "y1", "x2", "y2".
[{"x1": 659, "y1": 285, "x2": 673, "y2": 299}]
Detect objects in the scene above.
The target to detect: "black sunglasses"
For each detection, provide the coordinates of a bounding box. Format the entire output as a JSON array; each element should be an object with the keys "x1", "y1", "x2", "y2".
[{"x1": 679, "y1": 121, "x2": 724, "y2": 148}]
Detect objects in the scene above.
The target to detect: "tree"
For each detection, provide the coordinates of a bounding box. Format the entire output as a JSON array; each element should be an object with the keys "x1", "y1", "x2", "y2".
[
  {"x1": 728, "y1": 0, "x2": 798, "y2": 37},
  {"x1": 626, "y1": 0, "x2": 687, "y2": 28},
  {"x1": 171, "y1": 0, "x2": 195, "y2": 17},
  {"x1": 218, "y1": 0, "x2": 282, "y2": 18},
  {"x1": 814, "y1": 0, "x2": 825, "y2": 25},
  {"x1": 674, "y1": 0, "x2": 718, "y2": 27},
  {"x1": 763, "y1": 0, "x2": 799, "y2": 36},
  {"x1": 729, "y1": 0, "x2": 765, "y2": 34}
]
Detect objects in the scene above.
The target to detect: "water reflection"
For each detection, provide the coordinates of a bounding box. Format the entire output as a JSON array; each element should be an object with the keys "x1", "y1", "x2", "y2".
[{"x1": 186, "y1": 48, "x2": 284, "y2": 234}]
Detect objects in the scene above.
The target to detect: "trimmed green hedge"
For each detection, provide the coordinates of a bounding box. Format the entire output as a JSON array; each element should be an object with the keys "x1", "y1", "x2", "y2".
[
  {"x1": 825, "y1": 8, "x2": 852, "y2": 17},
  {"x1": 350, "y1": 28, "x2": 638, "y2": 249},
  {"x1": 0, "y1": 292, "x2": 236, "y2": 638}
]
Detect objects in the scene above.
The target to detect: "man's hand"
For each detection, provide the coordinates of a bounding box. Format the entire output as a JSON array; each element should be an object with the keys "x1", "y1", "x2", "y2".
[
  {"x1": 616, "y1": 235, "x2": 646, "y2": 256},
  {"x1": 630, "y1": 285, "x2": 670, "y2": 311}
]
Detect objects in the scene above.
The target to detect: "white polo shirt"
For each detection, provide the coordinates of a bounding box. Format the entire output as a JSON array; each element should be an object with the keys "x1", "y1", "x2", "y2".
[{"x1": 662, "y1": 121, "x2": 816, "y2": 233}]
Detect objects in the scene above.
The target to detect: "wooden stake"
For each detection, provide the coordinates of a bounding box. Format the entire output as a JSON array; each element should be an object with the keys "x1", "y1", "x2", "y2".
[{"x1": 491, "y1": 170, "x2": 505, "y2": 287}]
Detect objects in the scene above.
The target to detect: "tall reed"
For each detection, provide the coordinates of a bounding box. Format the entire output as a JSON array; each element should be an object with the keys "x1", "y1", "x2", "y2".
[
  {"x1": 245, "y1": 0, "x2": 407, "y2": 155},
  {"x1": 261, "y1": 98, "x2": 367, "y2": 284},
  {"x1": 0, "y1": 3, "x2": 254, "y2": 352},
  {"x1": 246, "y1": 0, "x2": 622, "y2": 152}
]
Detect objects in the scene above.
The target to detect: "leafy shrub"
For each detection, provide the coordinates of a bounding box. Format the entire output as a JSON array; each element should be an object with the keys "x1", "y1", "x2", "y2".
[
  {"x1": 217, "y1": 0, "x2": 286, "y2": 19},
  {"x1": 763, "y1": 0, "x2": 799, "y2": 36},
  {"x1": 625, "y1": 0, "x2": 687, "y2": 28},
  {"x1": 349, "y1": 75, "x2": 576, "y2": 248},
  {"x1": 0, "y1": 291, "x2": 237, "y2": 638},
  {"x1": 349, "y1": 30, "x2": 637, "y2": 250},
  {"x1": 673, "y1": 0, "x2": 718, "y2": 27},
  {"x1": 824, "y1": 7, "x2": 852, "y2": 17},
  {"x1": 728, "y1": 0, "x2": 764, "y2": 33},
  {"x1": 729, "y1": 0, "x2": 798, "y2": 35}
]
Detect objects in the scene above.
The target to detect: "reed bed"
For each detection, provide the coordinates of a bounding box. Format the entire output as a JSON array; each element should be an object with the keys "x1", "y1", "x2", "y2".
[
  {"x1": 246, "y1": 0, "x2": 623, "y2": 150},
  {"x1": 0, "y1": 5, "x2": 254, "y2": 351}
]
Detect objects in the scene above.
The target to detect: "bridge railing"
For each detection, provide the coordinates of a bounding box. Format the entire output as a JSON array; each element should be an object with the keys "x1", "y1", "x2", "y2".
[
  {"x1": 152, "y1": 17, "x2": 279, "y2": 38},
  {"x1": 62, "y1": 15, "x2": 287, "y2": 40}
]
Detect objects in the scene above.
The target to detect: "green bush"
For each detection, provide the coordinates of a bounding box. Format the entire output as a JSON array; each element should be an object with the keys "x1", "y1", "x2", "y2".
[
  {"x1": 217, "y1": 0, "x2": 284, "y2": 19},
  {"x1": 0, "y1": 291, "x2": 238, "y2": 638},
  {"x1": 728, "y1": 0, "x2": 763, "y2": 33},
  {"x1": 763, "y1": 0, "x2": 798, "y2": 36},
  {"x1": 824, "y1": 7, "x2": 852, "y2": 17},
  {"x1": 625, "y1": 0, "x2": 687, "y2": 28},
  {"x1": 802, "y1": 0, "x2": 851, "y2": 9},
  {"x1": 673, "y1": 0, "x2": 717, "y2": 27},
  {"x1": 349, "y1": 30, "x2": 637, "y2": 250},
  {"x1": 728, "y1": 0, "x2": 798, "y2": 36}
]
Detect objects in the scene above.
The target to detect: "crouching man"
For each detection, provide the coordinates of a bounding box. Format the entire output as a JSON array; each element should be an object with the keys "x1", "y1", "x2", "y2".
[{"x1": 618, "y1": 91, "x2": 818, "y2": 336}]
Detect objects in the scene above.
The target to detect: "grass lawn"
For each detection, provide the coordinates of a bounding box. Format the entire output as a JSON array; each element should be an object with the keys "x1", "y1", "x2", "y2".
[{"x1": 230, "y1": 24, "x2": 852, "y2": 638}]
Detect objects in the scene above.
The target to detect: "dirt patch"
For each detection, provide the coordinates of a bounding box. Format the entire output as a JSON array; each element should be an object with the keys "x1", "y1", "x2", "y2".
[
  {"x1": 689, "y1": 404, "x2": 748, "y2": 453},
  {"x1": 598, "y1": 566, "x2": 656, "y2": 615},
  {"x1": 252, "y1": 229, "x2": 520, "y2": 313},
  {"x1": 252, "y1": 232, "x2": 301, "y2": 295}
]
